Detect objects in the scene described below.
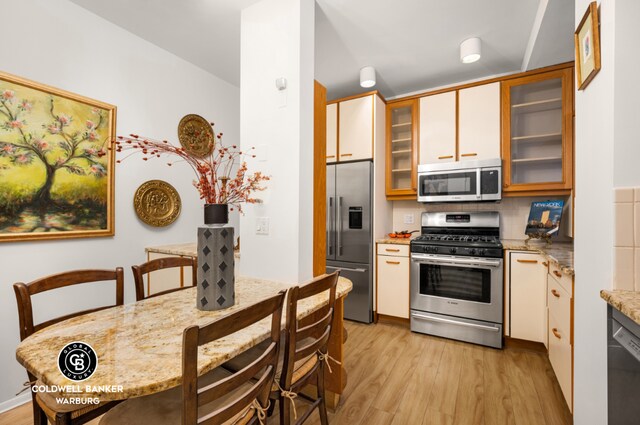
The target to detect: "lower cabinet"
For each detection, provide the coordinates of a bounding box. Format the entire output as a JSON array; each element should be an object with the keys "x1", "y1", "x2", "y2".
[
  {"x1": 507, "y1": 249, "x2": 574, "y2": 413},
  {"x1": 376, "y1": 243, "x2": 410, "y2": 319},
  {"x1": 509, "y1": 251, "x2": 548, "y2": 343},
  {"x1": 547, "y1": 266, "x2": 573, "y2": 413}
]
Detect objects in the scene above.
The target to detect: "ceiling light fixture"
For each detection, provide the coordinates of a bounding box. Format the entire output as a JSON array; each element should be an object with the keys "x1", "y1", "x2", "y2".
[
  {"x1": 460, "y1": 37, "x2": 482, "y2": 64},
  {"x1": 360, "y1": 66, "x2": 376, "y2": 88}
]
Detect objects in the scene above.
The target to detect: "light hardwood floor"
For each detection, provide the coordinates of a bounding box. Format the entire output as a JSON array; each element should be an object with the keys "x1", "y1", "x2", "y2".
[{"x1": 0, "y1": 321, "x2": 571, "y2": 425}]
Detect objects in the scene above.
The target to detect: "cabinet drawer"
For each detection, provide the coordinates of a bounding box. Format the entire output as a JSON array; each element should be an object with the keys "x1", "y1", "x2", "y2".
[
  {"x1": 377, "y1": 243, "x2": 409, "y2": 257},
  {"x1": 377, "y1": 255, "x2": 410, "y2": 319},
  {"x1": 549, "y1": 261, "x2": 573, "y2": 297},
  {"x1": 548, "y1": 274, "x2": 571, "y2": 342},
  {"x1": 548, "y1": 313, "x2": 573, "y2": 412}
]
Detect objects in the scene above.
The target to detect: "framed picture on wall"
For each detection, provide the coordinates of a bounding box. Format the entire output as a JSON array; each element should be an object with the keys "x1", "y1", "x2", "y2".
[
  {"x1": 0, "y1": 71, "x2": 116, "y2": 242},
  {"x1": 575, "y1": 1, "x2": 601, "y2": 90}
]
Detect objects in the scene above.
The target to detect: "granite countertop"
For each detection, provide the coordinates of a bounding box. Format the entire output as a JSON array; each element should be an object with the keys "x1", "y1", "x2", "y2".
[
  {"x1": 601, "y1": 290, "x2": 640, "y2": 325},
  {"x1": 147, "y1": 242, "x2": 240, "y2": 259},
  {"x1": 16, "y1": 276, "x2": 352, "y2": 401},
  {"x1": 502, "y1": 239, "x2": 574, "y2": 276},
  {"x1": 376, "y1": 237, "x2": 414, "y2": 245}
]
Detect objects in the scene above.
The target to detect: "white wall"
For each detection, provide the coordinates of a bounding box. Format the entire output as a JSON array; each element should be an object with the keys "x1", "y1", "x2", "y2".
[
  {"x1": 0, "y1": 0, "x2": 239, "y2": 410},
  {"x1": 574, "y1": 1, "x2": 615, "y2": 423},
  {"x1": 613, "y1": 0, "x2": 640, "y2": 187},
  {"x1": 239, "y1": 0, "x2": 315, "y2": 283}
]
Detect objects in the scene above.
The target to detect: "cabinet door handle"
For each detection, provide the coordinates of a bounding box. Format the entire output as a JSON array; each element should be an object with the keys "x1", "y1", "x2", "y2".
[
  {"x1": 553, "y1": 270, "x2": 562, "y2": 278},
  {"x1": 385, "y1": 248, "x2": 400, "y2": 252},
  {"x1": 438, "y1": 155, "x2": 454, "y2": 160},
  {"x1": 341, "y1": 153, "x2": 353, "y2": 157},
  {"x1": 552, "y1": 328, "x2": 562, "y2": 339},
  {"x1": 326, "y1": 155, "x2": 335, "y2": 159},
  {"x1": 542, "y1": 261, "x2": 549, "y2": 266},
  {"x1": 551, "y1": 289, "x2": 561, "y2": 298},
  {"x1": 461, "y1": 153, "x2": 478, "y2": 157},
  {"x1": 517, "y1": 259, "x2": 538, "y2": 264},
  {"x1": 386, "y1": 260, "x2": 400, "y2": 265}
]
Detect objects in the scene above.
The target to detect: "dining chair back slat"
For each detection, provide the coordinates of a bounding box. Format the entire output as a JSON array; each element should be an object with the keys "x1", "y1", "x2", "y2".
[
  {"x1": 274, "y1": 271, "x2": 339, "y2": 425},
  {"x1": 182, "y1": 290, "x2": 286, "y2": 425},
  {"x1": 132, "y1": 256, "x2": 196, "y2": 301},
  {"x1": 13, "y1": 268, "x2": 125, "y2": 425},
  {"x1": 13, "y1": 268, "x2": 124, "y2": 341}
]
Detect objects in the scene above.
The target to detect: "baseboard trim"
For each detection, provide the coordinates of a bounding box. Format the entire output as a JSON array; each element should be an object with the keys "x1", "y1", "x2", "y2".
[
  {"x1": 505, "y1": 336, "x2": 547, "y2": 353},
  {"x1": 0, "y1": 392, "x2": 30, "y2": 414},
  {"x1": 376, "y1": 313, "x2": 410, "y2": 327}
]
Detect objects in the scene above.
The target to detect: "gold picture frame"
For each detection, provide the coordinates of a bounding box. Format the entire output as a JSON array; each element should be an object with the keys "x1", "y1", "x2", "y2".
[
  {"x1": 575, "y1": 1, "x2": 601, "y2": 90},
  {"x1": 0, "y1": 71, "x2": 116, "y2": 242}
]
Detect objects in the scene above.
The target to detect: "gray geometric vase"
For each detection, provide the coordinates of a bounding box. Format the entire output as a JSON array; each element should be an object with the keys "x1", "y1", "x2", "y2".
[{"x1": 196, "y1": 225, "x2": 235, "y2": 311}]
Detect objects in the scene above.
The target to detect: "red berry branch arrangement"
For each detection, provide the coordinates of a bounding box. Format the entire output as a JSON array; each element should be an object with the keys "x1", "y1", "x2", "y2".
[{"x1": 113, "y1": 124, "x2": 269, "y2": 212}]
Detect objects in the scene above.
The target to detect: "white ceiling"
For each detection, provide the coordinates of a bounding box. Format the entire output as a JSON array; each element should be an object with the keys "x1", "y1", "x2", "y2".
[
  {"x1": 71, "y1": 0, "x2": 574, "y2": 99},
  {"x1": 69, "y1": 0, "x2": 262, "y2": 87},
  {"x1": 316, "y1": 0, "x2": 575, "y2": 99}
]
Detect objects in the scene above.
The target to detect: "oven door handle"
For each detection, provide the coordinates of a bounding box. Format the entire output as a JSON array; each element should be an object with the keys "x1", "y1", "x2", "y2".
[
  {"x1": 411, "y1": 312, "x2": 501, "y2": 332},
  {"x1": 411, "y1": 255, "x2": 501, "y2": 268}
]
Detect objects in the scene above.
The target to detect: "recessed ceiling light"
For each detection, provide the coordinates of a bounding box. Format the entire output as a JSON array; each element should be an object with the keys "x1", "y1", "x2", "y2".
[
  {"x1": 360, "y1": 66, "x2": 376, "y2": 88},
  {"x1": 460, "y1": 37, "x2": 482, "y2": 64}
]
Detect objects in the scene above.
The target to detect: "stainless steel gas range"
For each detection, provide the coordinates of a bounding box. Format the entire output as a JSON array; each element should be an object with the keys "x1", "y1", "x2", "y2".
[{"x1": 410, "y1": 211, "x2": 504, "y2": 348}]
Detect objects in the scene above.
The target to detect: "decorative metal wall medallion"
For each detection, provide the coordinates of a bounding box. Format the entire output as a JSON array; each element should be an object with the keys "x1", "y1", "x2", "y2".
[
  {"x1": 177, "y1": 114, "x2": 214, "y2": 158},
  {"x1": 133, "y1": 180, "x2": 181, "y2": 227}
]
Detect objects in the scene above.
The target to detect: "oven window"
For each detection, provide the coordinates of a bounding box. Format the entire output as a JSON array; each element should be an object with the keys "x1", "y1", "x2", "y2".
[
  {"x1": 420, "y1": 171, "x2": 477, "y2": 196},
  {"x1": 419, "y1": 263, "x2": 491, "y2": 303}
]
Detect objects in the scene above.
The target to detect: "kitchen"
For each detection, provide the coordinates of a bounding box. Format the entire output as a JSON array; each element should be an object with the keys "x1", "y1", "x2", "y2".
[{"x1": 1, "y1": 1, "x2": 639, "y2": 425}]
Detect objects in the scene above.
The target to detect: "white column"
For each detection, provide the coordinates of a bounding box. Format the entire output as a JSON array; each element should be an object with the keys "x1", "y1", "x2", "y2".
[
  {"x1": 239, "y1": 0, "x2": 314, "y2": 284},
  {"x1": 573, "y1": 1, "x2": 615, "y2": 423}
]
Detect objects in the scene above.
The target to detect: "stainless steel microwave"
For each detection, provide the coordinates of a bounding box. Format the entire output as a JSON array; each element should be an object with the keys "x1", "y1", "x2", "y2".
[{"x1": 417, "y1": 158, "x2": 502, "y2": 203}]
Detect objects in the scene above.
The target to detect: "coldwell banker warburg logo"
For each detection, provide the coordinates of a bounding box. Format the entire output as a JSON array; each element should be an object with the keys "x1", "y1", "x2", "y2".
[{"x1": 58, "y1": 342, "x2": 98, "y2": 381}]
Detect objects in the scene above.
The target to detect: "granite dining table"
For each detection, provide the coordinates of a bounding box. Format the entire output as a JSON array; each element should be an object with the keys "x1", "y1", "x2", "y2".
[{"x1": 15, "y1": 275, "x2": 352, "y2": 405}]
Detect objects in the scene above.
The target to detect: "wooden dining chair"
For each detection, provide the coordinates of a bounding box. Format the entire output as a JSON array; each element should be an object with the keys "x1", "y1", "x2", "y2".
[
  {"x1": 13, "y1": 268, "x2": 125, "y2": 425},
  {"x1": 98, "y1": 290, "x2": 287, "y2": 425},
  {"x1": 273, "y1": 272, "x2": 339, "y2": 425},
  {"x1": 132, "y1": 256, "x2": 197, "y2": 301}
]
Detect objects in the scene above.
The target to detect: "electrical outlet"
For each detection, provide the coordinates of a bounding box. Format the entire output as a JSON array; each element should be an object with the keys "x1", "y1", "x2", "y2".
[
  {"x1": 403, "y1": 214, "x2": 414, "y2": 225},
  {"x1": 256, "y1": 217, "x2": 269, "y2": 235}
]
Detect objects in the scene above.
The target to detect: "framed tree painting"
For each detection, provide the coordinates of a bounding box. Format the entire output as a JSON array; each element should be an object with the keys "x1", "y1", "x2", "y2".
[{"x1": 0, "y1": 71, "x2": 116, "y2": 242}]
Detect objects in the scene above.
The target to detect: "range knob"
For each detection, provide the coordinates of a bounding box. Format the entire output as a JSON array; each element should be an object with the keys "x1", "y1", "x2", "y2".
[
  {"x1": 469, "y1": 248, "x2": 477, "y2": 255},
  {"x1": 449, "y1": 247, "x2": 457, "y2": 254},
  {"x1": 478, "y1": 249, "x2": 486, "y2": 256}
]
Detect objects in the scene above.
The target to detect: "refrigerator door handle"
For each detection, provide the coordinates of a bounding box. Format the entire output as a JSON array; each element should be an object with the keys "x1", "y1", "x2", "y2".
[
  {"x1": 337, "y1": 196, "x2": 343, "y2": 256},
  {"x1": 328, "y1": 266, "x2": 367, "y2": 273},
  {"x1": 327, "y1": 197, "x2": 333, "y2": 256}
]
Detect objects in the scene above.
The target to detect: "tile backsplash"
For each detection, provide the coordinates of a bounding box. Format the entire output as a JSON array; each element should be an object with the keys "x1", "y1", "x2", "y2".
[
  {"x1": 613, "y1": 188, "x2": 640, "y2": 291},
  {"x1": 392, "y1": 196, "x2": 573, "y2": 241}
]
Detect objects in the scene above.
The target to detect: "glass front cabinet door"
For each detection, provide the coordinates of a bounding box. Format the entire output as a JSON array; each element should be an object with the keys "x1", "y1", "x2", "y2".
[
  {"x1": 501, "y1": 67, "x2": 574, "y2": 195},
  {"x1": 386, "y1": 99, "x2": 418, "y2": 199}
]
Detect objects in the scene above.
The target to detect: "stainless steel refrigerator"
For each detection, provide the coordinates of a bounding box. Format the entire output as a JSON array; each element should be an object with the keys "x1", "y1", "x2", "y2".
[{"x1": 326, "y1": 161, "x2": 373, "y2": 323}]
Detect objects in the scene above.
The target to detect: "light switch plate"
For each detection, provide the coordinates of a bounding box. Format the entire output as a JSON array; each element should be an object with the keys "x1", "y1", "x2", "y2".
[
  {"x1": 256, "y1": 217, "x2": 269, "y2": 235},
  {"x1": 403, "y1": 214, "x2": 414, "y2": 225}
]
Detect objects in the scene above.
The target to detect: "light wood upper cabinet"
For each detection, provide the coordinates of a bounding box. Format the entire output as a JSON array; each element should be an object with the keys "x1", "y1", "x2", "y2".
[
  {"x1": 458, "y1": 82, "x2": 501, "y2": 161},
  {"x1": 501, "y1": 67, "x2": 573, "y2": 195},
  {"x1": 338, "y1": 95, "x2": 373, "y2": 161},
  {"x1": 386, "y1": 99, "x2": 418, "y2": 198},
  {"x1": 509, "y1": 251, "x2": 548, "y2": 343},
  {"x1": 326, "y1": 103, "x2": 338, "y2": 162},
  {"x1": 419, "y1": 91, "x2": 456, "y2": 164}
]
